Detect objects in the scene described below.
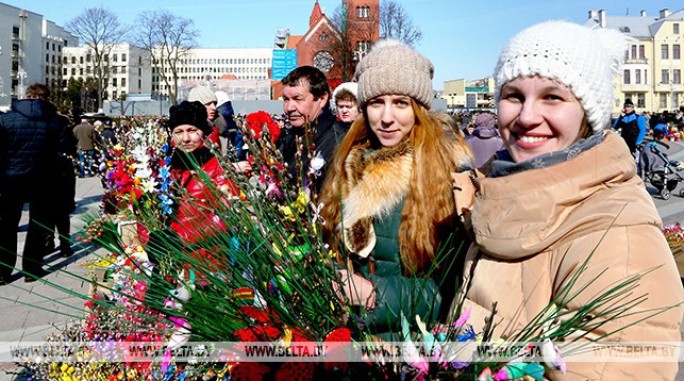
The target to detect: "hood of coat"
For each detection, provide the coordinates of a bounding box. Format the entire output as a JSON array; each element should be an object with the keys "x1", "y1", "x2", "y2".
[
  {"x1": 471, "y1": 125, "x2": 500, "y2": 139},
  {"x1": 471, "y1": 131, "x2": 661, "y2": 259},
  {"x1": 11, "y1": 99, "x2": 57, "y2": 121}
]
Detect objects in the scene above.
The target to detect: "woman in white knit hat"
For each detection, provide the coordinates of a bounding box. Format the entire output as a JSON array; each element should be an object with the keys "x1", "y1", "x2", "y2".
[
  {"x1": 451, "y1": 21, "x2": 683, "y2": 380},
  {"x1": 319, "y1": 39, "x2": 473, "y2": 338}
]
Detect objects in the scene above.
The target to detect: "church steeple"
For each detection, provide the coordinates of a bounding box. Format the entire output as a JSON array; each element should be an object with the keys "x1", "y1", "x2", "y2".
[{"x1": 309, "y1": 0, "x2": 323, "y2": 28}]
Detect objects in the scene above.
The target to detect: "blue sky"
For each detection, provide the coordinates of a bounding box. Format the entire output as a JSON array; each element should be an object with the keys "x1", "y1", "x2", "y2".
[{"x1": 6, "y1": 0, "x2": 684, "y2": 90}]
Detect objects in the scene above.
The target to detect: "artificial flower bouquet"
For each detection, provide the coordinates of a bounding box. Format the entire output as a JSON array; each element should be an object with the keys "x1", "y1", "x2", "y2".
[{"x1": 21, "y1": 111, "x2": 668, "y2": 381}]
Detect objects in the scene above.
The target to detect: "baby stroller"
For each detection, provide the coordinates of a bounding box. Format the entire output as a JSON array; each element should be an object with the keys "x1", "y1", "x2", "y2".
[{"x1": 638, "y1": 140, "x2": 684, "y2": 200}]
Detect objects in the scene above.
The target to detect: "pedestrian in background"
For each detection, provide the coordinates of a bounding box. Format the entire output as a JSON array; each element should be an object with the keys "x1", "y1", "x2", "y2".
[
  {"x1": 0, "y1": 84, "x2": 69, "y2": 283},
  {"x1": 72, "y1": 118, "x2": 96, "y2": 177},
  {"x1": 464, "y1": 113, "x2": 504, "y2": 168}
]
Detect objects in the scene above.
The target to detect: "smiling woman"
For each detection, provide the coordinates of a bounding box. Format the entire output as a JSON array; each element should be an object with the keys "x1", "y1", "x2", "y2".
[{"x1": 452, "y1": 21, "x2": 684, "y2": 380}]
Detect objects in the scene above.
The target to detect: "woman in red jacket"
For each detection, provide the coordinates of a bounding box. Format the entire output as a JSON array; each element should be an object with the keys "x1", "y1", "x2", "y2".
[
  {"x1": 166, "y1": 101, "x2": 237, "y2": 244},
  {"x1": 146, "y1": 101, "x2": 236, "y2": 277}
]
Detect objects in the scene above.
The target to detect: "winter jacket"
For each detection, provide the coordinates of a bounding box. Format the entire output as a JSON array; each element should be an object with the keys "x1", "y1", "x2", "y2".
[
  {"x1": 168, "y1": 147, "x2": 236, "y2": 244},
  {"x1": 341, "y1": 141, "x2": 467, "y2": 337},
  {"x1": 277, "y1": 107, "x2": 337, "y2": 191},
  {"x1": 465, "y1": 125, "x2": 504, "y2": 168},
  {"x1": 613, "y1": 111, "x2": 646, "y2": 153},
  {"x1": 452, "y1": 132, "x2": 683, "y2": 380},
  {"x1": 0, "y1": 99, "x2": 68, "y2": 178},
  {"x1": 73, "y1": 121, "x2": 96, "y2": 150}
]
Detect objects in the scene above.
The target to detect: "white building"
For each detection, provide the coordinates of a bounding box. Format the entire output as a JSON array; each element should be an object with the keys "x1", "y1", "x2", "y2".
[
  {"x1": 0, "y1": 2, "x2": 74, "y2": 107},
  {"x1": 43, "y1": 19, "x2": 77, "y2": 93},
  {"x1": 62, "y1": 43, "x2": 152, "y2": 102},
  {"x1": 153, "y1": 47, "x2": 273, "y2": 98}
]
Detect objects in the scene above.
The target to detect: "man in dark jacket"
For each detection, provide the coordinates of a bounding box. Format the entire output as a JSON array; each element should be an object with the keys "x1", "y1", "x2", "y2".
[
  {"x1": 613, "y1": 98, "x2": 647, "y2": 155},
  {"x1": 0, "y1": 84, "x2": 69, "y2": 283},
  {"x1": 278, "y1": 66, "x2": 336, "y2": 191}
]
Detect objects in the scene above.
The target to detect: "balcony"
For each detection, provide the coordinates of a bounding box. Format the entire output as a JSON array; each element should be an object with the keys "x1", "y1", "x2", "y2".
[
  {"x1": 624, "y1": 58, "x2": 648, "y2": 65},
  {"x1": 621, "y1": 83, "x2": 650, "y2": 92}
]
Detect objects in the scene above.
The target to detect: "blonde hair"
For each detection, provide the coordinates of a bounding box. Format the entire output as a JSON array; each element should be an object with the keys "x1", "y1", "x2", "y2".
[{"x1": 320, "y1": 99, "x2": 472, "y2": 275}]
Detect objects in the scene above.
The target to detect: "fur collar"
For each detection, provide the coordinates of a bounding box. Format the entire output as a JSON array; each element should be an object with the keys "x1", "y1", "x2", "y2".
[{"x1": 341, "y1": 141, "x2": 414, "y2": 257}]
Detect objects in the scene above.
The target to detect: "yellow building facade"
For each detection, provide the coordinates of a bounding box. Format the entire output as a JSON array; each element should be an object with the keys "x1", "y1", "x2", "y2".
[
  {"x1": 585, "y1": 8, "x2": 684, "y2": 114},
  {"x1": 441, "y1": 77, "x2": 494, "y2": 111}
]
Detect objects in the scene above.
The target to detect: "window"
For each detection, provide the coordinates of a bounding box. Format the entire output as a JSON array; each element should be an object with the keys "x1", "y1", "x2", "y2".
[
  {"x1": 121, "y1": 78, "x2": 126, "y2": 87},
  {"x1": 71, "y1": 68, "x2": 76, "y2": 75},
  {"x1": 623, "y1": 69, "x2": 630, "y2": 84},
  {"x1": 113, "y1": 54, "x2": 117, "y2": 62},
  {"x1": 662, "y1": 69, "x2": 670, "y2": 84},
  {"x1": 632, "y1": 93, "x2": 646, "y2": 108},
  {"x1": 662, "y1": 44, "x2": 669, "y2": 59},
  {"x1": 86, "y1": 54, "x2": 91, "y2": 62},
  {"x1": 639, "y1": 45, "x2": 645, "y2": 59},
  {"x1": 13, "y1": 26, "x2": 19, "y2": 37},
  {"x1": 660, "y1": 93, "x2": 668, "y2": 109},
  {"x1": 121, "y1": 66, "x2": 126, "y2": 73},
  {"x1": 631, "y1": 45, "x2": 637, "y2": 59},
  {"x1": 112, "y1": 78, "x2": 117, "y2": 86},
  {"x1": 63, "y1": 68, "x2": 67, "y2": 75},
  {"x1": 356, "y1": 6, "x2": 370, "y2": 18},
  {"x1": 104, "y1": 54, "x2": 109, "y2": 62},
  {"x1": 52, "y1": 55, "x2": 55, "y2": 63},
  {"x1": 674, "y1": 69, "x2": 681, "y2": 84},
  {"x1": 635, "y1": 69, "x2": 641, "y2": 84},
  {"x1": 52, "y1": 43, "x2": 55, "y2": 51},
  {"x1": 72, "y1": 56, "x2": 76, "y2": 64},
  {"x1": 45, "y1": 67, "x2": 49, "y2": 74},
  {"x1": 79, "y1": 68, "x2": 83, "y2": 75},
  {"x1": 121, "y1": 53, "x2": 126, "y2": 62},
  {"x1": 675, "y1": 23, "x2": 680, "y2": 34},
  {"x1": 45, "y1": 54, "x2": 49, "y2": 62},
  {"x1": 138, "y1": 79, "x2": 141, "y2": 89},
  {"x1": 46, "y1": 42, "x2": 49, "y2": 49},
  {"x1": 674, "y1": 44, "x2": 681, "y2": 59},
  {"x1": 63, "y1": 57, "x2": 67, "y2": 64},
  {"x1": 112, "y1": 66, "x2": 117, "y2": 74},
  {"x1": 58, "y1": 45, "x2": 61, "y2": 52},
  {"x1": 645, "y1": 69, "x2": 648, "y2": 84}
]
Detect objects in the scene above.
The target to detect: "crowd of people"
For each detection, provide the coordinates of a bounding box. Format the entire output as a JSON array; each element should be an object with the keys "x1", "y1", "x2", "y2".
[{"x1": 1, "y1": 19, "x2": 683, "y2": 380}]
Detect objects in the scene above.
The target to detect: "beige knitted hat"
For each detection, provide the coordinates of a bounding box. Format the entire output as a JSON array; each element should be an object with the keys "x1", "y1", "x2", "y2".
[
  {"x1": 188, "y1": 86, "x2": 217, "y2": 105},
  {"x1": 494, "y1": 21, "x2": 629, "y2": 133},
  {"x1": 355, "y1": 39, "x2": 434, "y2": 108}
]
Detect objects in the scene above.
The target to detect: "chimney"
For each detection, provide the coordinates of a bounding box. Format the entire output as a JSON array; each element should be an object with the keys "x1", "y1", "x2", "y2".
[
  {"x1": 588, "y1": 10, "x2": 598, "y2": 19},
  {"x1": 640, "y1": 10, "x2": 646, "y2": 17},
  {"x1": 659, "y1": 8, "x2": 671, "y2": 19},
  {"x1": 599, "y1": 9, "x2": 606, "y2": 28}
]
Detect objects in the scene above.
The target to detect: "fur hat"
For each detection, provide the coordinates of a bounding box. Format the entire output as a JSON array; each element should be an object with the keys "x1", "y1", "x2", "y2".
[
  {"x1": 494, "y1": 21, "x2": 629, "y2": 134},
  {"x1": 188, "y1": 86, "x2": 217, "y2": 105},
  {"x1": 168, "y1": 101, "x2": 211, "y2": 136},
  {"x1": 355, "y1": 39, "x2": 434, "y2": 108}
]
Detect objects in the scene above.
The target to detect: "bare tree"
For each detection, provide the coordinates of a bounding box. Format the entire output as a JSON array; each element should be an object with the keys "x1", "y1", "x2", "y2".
[
  {"x1": 327, "y1": 5, "x2": 378, "y2": 81},
  {"x1": 66, "y1": 7, "x2": 127, "y2": 109},
  {"x1": 131, "y1": 10, "x2": 199, "y2": 105},
  {"x1": 379, "y1": 0, "x2": 422, "y2": 47}
]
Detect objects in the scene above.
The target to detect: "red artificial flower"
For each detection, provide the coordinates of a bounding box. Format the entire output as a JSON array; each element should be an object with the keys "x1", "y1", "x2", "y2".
[
  {"x1": 245, "y1": 111, "x2": 281, "y2": 143},
  {"x1": 230, "y1": 363, "x2": 271, "y2": 381}
]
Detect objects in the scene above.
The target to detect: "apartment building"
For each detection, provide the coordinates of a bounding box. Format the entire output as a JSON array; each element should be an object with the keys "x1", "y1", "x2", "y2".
[
  {"x1": 585, "y1": 8, "x2": 684, "y2": 113},
  {"x1": 0, "y1": 2, "x2": 75, "y2": 107},
  {"x1": 62, "y1": 44, "x2": 152, "y2": 101}
]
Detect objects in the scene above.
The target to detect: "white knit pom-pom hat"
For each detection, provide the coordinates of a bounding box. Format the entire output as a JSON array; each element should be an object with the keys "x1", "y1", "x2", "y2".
[{"x1": 494, "y1": 21, "x2": 630, "y2": 133}]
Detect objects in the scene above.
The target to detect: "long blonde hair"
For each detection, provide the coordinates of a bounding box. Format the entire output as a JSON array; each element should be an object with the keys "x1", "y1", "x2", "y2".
[{"x1": 319, "y1": 100, "x2": 472, "y2": 275}]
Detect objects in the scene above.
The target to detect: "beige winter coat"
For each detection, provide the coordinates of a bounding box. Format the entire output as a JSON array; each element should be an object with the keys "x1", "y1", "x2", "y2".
[{"x1": 452, "y1": 132, "x2": 683, "y2": 380}]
